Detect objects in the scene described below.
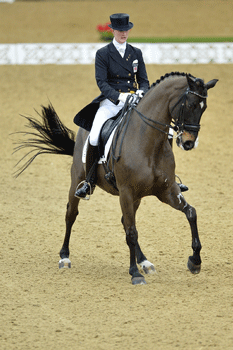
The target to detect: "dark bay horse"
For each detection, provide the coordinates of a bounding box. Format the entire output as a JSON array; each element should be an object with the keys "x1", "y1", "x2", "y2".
[{"x1": 14, "y1": 72, "x2": 218, "y2": 285}]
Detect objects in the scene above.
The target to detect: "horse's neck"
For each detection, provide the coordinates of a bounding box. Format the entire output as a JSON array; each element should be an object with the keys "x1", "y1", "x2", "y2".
[
  {"x1": 137, "y1": 77, "x2": 186, "y2": 136},
  {"x1": 134, "y1": 86, "x2": 172, "y2": 141}
]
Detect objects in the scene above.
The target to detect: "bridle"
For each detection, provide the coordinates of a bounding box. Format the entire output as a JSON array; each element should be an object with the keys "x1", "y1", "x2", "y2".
[
  {"x1": 109, "y1": 88, "x2": 208, "y2": 165},
  {"x1": 128, "y1": 88, "x2": 208, "y2": 137},
  {"x1": 170, "y1": 88, "x2": 208, "y2": 134}
]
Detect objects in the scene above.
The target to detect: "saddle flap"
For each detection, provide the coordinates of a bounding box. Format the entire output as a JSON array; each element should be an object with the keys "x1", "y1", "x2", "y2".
[
  {"x1": 82, "y1": 115, "x2": 122, "y2": 164},
  {"x1": 98, "y1": 112, "x2": 123, "y2": 156}
]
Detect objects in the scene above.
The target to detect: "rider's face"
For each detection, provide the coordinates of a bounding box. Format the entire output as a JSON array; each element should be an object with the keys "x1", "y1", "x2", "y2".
[{"x1": 113, "y1": 30, "x2": 130, "y2": 44}]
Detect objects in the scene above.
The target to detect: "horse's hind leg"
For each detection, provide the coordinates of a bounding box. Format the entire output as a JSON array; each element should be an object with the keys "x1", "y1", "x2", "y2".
[
  {"x1": 160, "y1": 186, "x2": 202, "y2": 274},
  {"x1": 59, "y1": 194, "x2": 80, "y2": 268},
  {"x1": 59, "y1": 163, "x2": 83, "y2": 268}
]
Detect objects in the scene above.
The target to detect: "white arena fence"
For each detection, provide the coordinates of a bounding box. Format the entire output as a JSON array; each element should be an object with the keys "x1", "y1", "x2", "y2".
[{"x1": 0, "y1": 43, "x2": 232, "y2": 65}]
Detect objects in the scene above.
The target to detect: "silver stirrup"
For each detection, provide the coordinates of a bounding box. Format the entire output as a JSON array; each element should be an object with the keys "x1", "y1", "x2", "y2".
[{"x1": 74, "y1": 180, "x2": 91, "y2": 200}]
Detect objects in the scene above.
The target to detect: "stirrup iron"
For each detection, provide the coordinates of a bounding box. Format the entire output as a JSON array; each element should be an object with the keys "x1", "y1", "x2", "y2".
[
  {"x1": 175, "y1": 175, "x2": 189, "y2": 192},
  {"x1": 74, "y1": 180, "x2": 91, "y2": 200}
]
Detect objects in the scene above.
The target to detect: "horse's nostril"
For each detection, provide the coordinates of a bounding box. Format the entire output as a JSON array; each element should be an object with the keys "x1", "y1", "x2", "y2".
[{"x1": 184, "y1": 141, "x2": 194, "y2": 150}]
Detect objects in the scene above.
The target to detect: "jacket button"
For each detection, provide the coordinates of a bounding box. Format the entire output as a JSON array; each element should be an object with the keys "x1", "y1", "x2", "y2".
[{"x1": 128, "y1": 73, "x2": 131, "y2": 76}]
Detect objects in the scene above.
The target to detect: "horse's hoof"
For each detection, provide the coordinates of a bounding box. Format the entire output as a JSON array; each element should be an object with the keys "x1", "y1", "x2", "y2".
[
  {"x1": 139, "y1": 260, "x2": 156, "y2": 274},
  {"x1": 59, "y1": 258, "x2": 71, "y2": 269},
  {"x1": 131, "y1": 276, "x2": 147, "y2": 285},
  {"x1": 187, "y1": 257, "x2": 201, "y2": 274}
]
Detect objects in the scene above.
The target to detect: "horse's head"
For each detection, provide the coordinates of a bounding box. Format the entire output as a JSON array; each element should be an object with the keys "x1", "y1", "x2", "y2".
[{"x1": 173, "y1": 74, "x2": 218, "y2": 151}]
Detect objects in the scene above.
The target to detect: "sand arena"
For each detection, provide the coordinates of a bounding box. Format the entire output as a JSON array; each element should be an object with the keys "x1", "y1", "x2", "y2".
[{"x1": 1, "y1": 1, "x2": 233, "y2": 349}]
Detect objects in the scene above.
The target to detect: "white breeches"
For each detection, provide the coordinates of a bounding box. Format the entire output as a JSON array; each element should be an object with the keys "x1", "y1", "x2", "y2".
[{"x1": 89, "y1": 99, "x2": 124, "y2": 146}]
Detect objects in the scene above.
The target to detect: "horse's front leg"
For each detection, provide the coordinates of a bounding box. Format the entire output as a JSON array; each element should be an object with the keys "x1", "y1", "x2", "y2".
[
  {"x1": 121, "y1": 199, "x2": 156, "y2": 275},
  {"x1": 119, "y1": 191, "x2": 146, "y2": 285},
  {"x1": 183, "y1": 203, "x2": 202, "y2": 274},
  {"x1": 160, "y1": 185, "x2": 202, "y2": 274}
]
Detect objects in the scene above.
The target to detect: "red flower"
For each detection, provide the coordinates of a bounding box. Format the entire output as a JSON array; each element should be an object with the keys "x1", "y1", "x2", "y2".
[
  {"x1": 96, "y1": 22, "x2": 112, "y2": 33},
  {"x1": 96, "y1": 22, "x2": 113, "y2": 41}
]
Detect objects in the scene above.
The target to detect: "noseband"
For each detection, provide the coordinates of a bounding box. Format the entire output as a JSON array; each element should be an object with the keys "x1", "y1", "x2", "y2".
[{"x1": 170, "y1": 88, "x2": 208, "y2": 134}]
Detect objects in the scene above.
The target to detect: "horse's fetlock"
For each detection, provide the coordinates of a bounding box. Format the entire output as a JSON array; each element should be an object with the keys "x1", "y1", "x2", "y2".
[
  {"x1": 192, "y1": 239, "x2": 202, "y2": 253},
  {"x1": 129, "y1": 265, "x2": 138, "y2": 276},
  {"x1": 60, "y1": 246, "x2": 69, "y2": 259}
]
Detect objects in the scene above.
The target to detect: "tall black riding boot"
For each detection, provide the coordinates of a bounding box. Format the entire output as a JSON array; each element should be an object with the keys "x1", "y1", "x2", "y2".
[{"x1": 75, "y1": 141, "x2": 99, "y2": 199}]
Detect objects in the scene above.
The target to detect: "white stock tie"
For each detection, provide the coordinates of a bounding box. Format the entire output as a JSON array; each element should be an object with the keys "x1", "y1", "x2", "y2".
[{"x1": 118, "y1": 48, "x2": 125, "y2": 57}]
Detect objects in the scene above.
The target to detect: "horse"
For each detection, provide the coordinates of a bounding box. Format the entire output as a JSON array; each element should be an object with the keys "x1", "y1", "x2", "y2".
[{"x1": 14, "y1": 72, "x2": 218, "y2": 285}]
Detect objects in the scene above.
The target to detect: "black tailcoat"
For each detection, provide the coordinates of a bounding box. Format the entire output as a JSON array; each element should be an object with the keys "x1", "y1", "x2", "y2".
[{"x1": 74, "y1": 42, "x2": 149, "y2": 131}]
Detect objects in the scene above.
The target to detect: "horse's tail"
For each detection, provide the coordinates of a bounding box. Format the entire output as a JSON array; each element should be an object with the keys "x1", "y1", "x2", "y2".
[{"x1": 13, "y1": 104, "x2": 76, "y2": 177}]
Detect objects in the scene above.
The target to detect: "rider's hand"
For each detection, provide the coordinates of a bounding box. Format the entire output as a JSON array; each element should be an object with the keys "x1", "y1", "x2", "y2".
[
  {"x1": 118, "y1": 93, "x2": 131, "y2": 104},
  {"x1": 136, "y1": 89, "x2": 144, "y2": 98}
]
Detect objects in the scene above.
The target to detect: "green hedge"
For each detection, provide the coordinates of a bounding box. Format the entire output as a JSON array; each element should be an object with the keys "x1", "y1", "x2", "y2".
[{"x1": 127, "y1": 37, "x2": 233, "y2": 43}]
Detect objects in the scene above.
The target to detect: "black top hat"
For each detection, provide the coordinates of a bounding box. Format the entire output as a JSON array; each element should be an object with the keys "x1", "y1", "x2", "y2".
[{"x1": 108, "y1": 13, "x2": 134, "y2": 31}]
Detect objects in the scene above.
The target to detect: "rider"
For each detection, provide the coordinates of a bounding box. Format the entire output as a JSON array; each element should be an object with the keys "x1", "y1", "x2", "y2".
[{"x1": 74, "y1": 13, "x2": 150, "y2": 198}]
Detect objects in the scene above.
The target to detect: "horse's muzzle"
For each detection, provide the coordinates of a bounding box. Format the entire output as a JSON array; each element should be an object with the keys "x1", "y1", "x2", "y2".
[
  {"x1": 183, "y1": 140, "x2": 195, "y2": 150},
  {"x1": 176, "y1": 131, "x2": 198, "y2": 151}
]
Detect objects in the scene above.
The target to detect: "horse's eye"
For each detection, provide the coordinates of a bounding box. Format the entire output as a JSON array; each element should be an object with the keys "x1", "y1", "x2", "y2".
[{"x1": 188, "y1": 102, "x2": 197, "y2": 109}]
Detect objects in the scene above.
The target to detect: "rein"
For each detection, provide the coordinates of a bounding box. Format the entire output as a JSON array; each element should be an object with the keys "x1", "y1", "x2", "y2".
[
  {"x1": 133, "y1": 88, "x2": 208, "y2": 135},
  {"x1": 106, "y1": 87, "x2": 207, "y2": 172}
]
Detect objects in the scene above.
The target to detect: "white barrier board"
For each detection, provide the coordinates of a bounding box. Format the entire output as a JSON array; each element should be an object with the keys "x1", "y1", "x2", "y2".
[{"x1": 0, "y1": 43, "x2": 232, "y2": 65}]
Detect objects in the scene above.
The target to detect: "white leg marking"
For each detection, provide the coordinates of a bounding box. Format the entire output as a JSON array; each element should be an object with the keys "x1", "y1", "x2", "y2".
[
  {"x1": 139, "y1": 260, "x2": 156, "y2": 274},
  {"x1": 177, "y1": 193, "x2": 184, "y2": 204},
  {"x1": 59, "y1": 258, "x2": 71, "y2": 269}
]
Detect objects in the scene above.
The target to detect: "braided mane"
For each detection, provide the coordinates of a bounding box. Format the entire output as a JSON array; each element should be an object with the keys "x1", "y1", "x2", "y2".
[{"x1": 150, "y1": 71, "x2": 193, "y2": 88}]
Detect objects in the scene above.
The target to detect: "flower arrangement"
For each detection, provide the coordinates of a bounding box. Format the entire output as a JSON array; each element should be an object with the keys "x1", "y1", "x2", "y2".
[{"x1": 96, "y1": 22, "x2": 114, "y2": 42}]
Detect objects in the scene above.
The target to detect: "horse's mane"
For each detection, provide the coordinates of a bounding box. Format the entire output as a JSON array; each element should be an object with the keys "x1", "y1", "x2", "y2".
[{"x1": 150, "y1": 71, "x2": 193, "y2": 89}]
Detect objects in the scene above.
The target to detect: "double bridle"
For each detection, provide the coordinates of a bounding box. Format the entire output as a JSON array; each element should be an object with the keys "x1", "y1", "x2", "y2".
[
  {"x1": 110, "y1": 88, "x2": 208, "y2": 165},
  {"x1": 129, "y1": 88, "x2": 208, "y2": 138}
]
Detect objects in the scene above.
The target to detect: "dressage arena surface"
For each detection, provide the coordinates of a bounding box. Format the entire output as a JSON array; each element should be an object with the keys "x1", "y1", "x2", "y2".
[{"x1": 1, "y1": 1, "x2": 233, "y2": 349}]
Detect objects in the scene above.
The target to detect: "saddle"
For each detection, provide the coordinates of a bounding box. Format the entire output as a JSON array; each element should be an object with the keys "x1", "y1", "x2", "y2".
[
  {"x1": 98, "y1": 110, "x2": 123, "y2": 158},
  {"x1": 98, "y1": 94, "x2": 140, "y2": 156}
]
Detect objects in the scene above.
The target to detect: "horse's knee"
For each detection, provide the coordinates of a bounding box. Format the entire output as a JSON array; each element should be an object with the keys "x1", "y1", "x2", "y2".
[
  {"x1": 192, "y1": 237, "x2": 202, "y2": 253},
  {"x1": 126, "y1": 226, "x2": 138, "y2": 246},
  {"x1": 66, "y1": 201, "x2": 79, "y2": 223}
]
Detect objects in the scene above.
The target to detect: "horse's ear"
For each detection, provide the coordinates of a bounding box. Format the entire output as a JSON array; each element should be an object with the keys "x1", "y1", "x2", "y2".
[
  {"x1": 205, "y1": 79, "x2": 218, "y2": 90},
  {"x1": 186, "y1": 74, "x2": 196, "y2": 89}
]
